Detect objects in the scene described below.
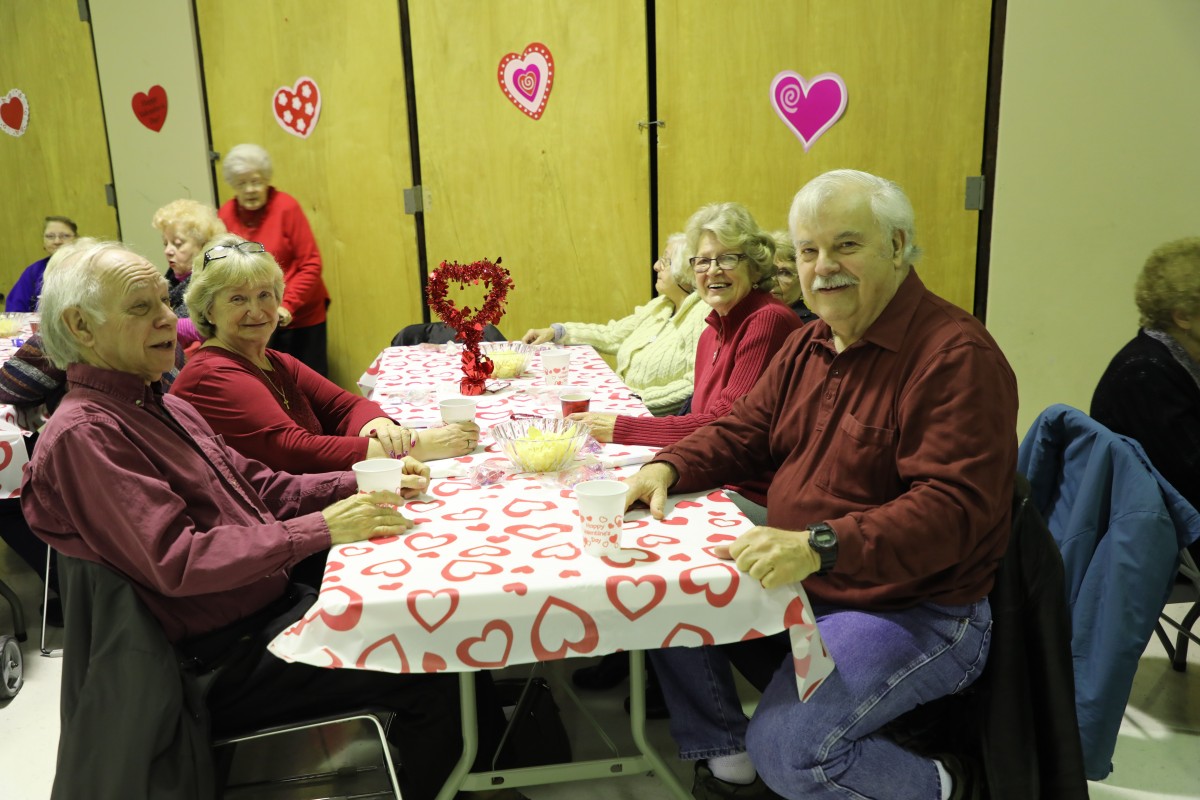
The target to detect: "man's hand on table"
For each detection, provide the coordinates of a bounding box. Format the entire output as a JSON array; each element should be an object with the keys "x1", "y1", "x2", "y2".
[
  {"x1": 522, "y1": 327, "x2": 555, "y2": 345},
  {"x1": 715, "y1": 527, "x2": 822, "y2": 589},
  {"x1": 623, "y1": 462, "x2": 678, "y2": 519},
  {"x1": 323, "y1": 490, "x2": 415, "y2": 544},
  {"x1": 569, "y1": 412, "x2": 617, "y2": 443}
]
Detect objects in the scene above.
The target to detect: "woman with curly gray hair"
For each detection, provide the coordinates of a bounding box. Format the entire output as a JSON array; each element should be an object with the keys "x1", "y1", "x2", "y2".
[
  {"x1": 1092, "y1": 236, "x2": 1200, "y2": 560},
  {"x1": 568, "y1": 203, "x2": 800, "y2": 489}
]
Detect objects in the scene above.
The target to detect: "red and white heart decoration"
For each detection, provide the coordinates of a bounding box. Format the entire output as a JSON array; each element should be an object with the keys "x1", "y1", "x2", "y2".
[
  {"x1": 769, "y1": 71, "x2": 848, "y2": 152},
  {"x1": 131, "y1": 85, "x2": 168, "y2": 132},
  {"x1": 273, "y1": 76, "x2": 322, "y2": 139},
  {"x1": 498, "y1": 42, "x2": 554, "y2": 120},
  {"x1": 0, "y1": 89, "x2": 29, "y2": 137}
]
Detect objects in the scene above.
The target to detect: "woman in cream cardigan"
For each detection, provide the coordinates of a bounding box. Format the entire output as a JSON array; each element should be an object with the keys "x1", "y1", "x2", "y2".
[{"x1": 522, "y1": 233, "x2": 705, "y2": 416}]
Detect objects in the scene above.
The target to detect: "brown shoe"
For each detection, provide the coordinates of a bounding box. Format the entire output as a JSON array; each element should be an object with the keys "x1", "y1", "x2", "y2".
[{"x1": 692, "y1": 761, "x2": 784, "y2": 800}]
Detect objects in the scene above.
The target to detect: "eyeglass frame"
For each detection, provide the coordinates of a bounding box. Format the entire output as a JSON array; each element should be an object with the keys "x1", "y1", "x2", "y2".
[
  {"x1": 43, "y1": 232, "x2": 75, "y2": 242},
  {"x1": 689, "y1": 253, "x2": 748, "y2": 274},
  {"x1": 775, "y1": 266, "x2": 798, "y2": 281},
  {"x1": 202, "y1": 241, "x2": 267, "y2": 267}
]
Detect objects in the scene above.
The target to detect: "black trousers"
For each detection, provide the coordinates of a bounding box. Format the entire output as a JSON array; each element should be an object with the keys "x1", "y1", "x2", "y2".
[
  {"x1": 190, "y1": 585, "x2": 504, "y2": 800},
  {"x1": 270, "y1": 321, "x2": 328, "y2": 378}
]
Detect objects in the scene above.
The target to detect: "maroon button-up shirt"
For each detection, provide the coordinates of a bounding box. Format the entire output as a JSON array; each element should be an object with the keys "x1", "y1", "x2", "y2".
[
  {"x1": 655, "y1": 271, "x2": 1019, "y2": 609},
  {"x1": 21, "y1": 364, "x2": 356, "y2": 641}
]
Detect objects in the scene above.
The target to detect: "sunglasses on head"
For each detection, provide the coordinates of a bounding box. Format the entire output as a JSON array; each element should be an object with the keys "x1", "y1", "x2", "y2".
[{"x1": 202, "y1": 241, "x2": 266, "y2": 267}]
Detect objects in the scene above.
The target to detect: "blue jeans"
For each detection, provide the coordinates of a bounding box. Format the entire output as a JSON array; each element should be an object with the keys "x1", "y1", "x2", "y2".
[{"x1": 652, "y1": 600, "x2": 992, "y2": 799}]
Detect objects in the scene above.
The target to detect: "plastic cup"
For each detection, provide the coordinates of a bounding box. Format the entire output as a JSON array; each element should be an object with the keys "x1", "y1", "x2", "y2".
[
  {"x1": 542, "y1": 349, "x2": 571, "y2": 386},
  {"x1": 440, "y1": 397, "x2": 478, "y2": 423},
  {"x1": 575, "y1": 479, "x2": 627, "y2": 556},
  {"x1": 352, "y1": 459, "x2": 408, "y2": 494},
  {"x1": 560, "y1": 390, "x2": 591, "y2": 418},
  {"x1": 29, "y1": 315, "x2": 40, "y2": 334}
]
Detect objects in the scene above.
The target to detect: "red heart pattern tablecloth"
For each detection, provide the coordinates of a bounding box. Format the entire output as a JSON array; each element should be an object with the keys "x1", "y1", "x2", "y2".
[{"x1": 272, "y1": 345, "x2": 833, "y2": 699}]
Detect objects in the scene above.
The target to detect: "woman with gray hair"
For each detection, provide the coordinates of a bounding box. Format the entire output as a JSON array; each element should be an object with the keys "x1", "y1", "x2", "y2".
[
  {"x1": 1092, "y1": 236, "x2": 1200, "y2": 561},
  {"x1": 170, "y1": 235, "x2": 477, "y2": 473},
  {"x1": 521, "y1": 233, "x2": 707, "y2": 415},
  {"x1": 767, "y1": 230, "x2": 818, "y2": 324},
  {"x1": 568, "y1": 203, "x2": 801, "y2": 489},
  {"x1": 218, "y1": 143, "x2": 331, "y2": 376},
  {"x1": 151, "y1": 198, "x2": 226, "y2": 351}
]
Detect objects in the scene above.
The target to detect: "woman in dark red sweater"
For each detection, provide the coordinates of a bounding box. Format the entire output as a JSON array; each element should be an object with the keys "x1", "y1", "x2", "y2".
[
  {"x1": 570, "y1": 202, "x2": 800, "y2": 452},
  {"x1": 218, "y1": 143, "x2": 331, "y2": 376},
  {"x1": 170, "y1": 235, "x2": 477, "y2": 473}
]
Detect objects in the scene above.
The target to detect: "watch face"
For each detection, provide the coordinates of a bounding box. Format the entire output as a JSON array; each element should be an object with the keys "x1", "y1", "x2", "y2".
[{"x1": 812, "y1": 528, "x2": 836, "y2": 549}]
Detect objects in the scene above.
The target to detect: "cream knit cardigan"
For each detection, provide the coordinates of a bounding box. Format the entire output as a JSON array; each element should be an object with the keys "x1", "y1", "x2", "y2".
[{"x1": 561, "y1": 292, "x2": 708, "y2": 416}]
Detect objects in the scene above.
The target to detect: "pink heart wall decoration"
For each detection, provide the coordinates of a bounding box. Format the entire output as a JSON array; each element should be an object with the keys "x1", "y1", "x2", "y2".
[
  {"x1": 498, "y1": 42, "x2": 554, "y2": 120},
  {"x1": 0, "y1": 89, "x2": 29, "y2": 137},
  {"x1": 273, "y1": 77, "x2": 321, "y2": 139},
  {"x1": 770, "y1": 71, "x2": 848, "y2": 152}
]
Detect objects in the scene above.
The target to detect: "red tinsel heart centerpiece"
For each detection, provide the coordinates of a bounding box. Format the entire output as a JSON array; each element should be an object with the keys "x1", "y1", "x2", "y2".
[{"x1": 426, "y1": 258, "x2": 514, "y2": 395}]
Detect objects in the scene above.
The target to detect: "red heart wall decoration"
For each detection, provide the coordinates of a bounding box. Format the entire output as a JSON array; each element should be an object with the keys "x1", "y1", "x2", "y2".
[
  {"x1": 0, "y1": 89, "x2": 29, "y2": 137},
  {"x1": 131, "y1": 85, "x2": 168, "y2": 132},
  {"x1": 273, "y1": 76, "x2": 321, "y2": 138},
  {"x1": 497, "y1": 42, "x2": 554, "y2": 120}
]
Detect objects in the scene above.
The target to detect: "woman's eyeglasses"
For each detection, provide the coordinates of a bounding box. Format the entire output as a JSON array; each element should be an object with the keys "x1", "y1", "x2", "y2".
[
  {"x1": 690, "y1": 253, "x2": 747, "y2": 274},
  {"x1": 203, "y1": 241, "x2": 266, "y2": 267}
]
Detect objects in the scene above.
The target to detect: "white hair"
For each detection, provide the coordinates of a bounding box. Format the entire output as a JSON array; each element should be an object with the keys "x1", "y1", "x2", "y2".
[
  {"x1": 684, "y1": 202, "x2": 777, "y2": 284},
  {"x1": 788, "y1": 169, "x2": 922, "y2": 264},
  {"x1": 39, "y1": 241, "x2": 139, "y2": 368},
  {"x1": 222, "y1": 143, "x2": 273, "y2": 184},
  {"x1": 664, "y1": 232, "x2": 696, "y2": 291}
]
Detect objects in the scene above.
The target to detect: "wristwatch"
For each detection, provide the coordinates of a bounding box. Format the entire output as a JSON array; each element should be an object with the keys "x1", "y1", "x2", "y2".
[{"x1": 806, "y1": 522, "x2": 839, "y2": 574}]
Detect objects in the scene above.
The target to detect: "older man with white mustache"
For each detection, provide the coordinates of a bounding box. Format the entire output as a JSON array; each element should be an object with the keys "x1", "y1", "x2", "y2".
[{"x1": 624, "y1": 169, "x2": 1019, "y2": 800}]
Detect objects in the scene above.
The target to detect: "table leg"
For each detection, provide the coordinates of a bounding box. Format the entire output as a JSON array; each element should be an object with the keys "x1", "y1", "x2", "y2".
[
  {"x1": 629, "y1": 650, "x2": 691, "y2": 800},
  {"x1": 435, "y1": 671, "x2": 478, "y2": 800}
]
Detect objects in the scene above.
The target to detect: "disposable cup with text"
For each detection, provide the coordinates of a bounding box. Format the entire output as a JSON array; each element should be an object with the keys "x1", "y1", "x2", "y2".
[
  {"x1": 439, "y1": 397, "x2": 478, "y2": 424},
  {"x1": 542, "y1": 349, "x2": 571, "y2": 386},
  {"x1": 560, "y1": 390, "x2": 591, "y2": 418},
  {"x1": 352, "y1": 459, "x2": 408, "y2": 495},
  {"x1": 575, "y1": 479, "x2": 627, "y2": 556}
]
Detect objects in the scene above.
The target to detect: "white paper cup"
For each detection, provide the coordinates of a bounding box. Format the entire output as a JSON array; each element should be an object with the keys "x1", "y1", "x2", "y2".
[
  {"x1": 352, "y1": 459, "x2": 408, "y2": 493},
  {"x1": 575, "y1": 479, "x2": 627, "y2": 556},
  {"x1": 541, "y1": 349, "x2": 571, "y2": 386},
  {"x1": 439, "y1": 397, "x2": 478, "y2": 423}
]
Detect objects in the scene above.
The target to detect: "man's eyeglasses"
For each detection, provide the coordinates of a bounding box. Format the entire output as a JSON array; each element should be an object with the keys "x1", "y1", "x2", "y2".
[
  {"x1": 203, "y1": 241, "x2": 266, "y2": 267},
  {"x1": 690, "y1": 253, "x2": 747, "y2": 274}
]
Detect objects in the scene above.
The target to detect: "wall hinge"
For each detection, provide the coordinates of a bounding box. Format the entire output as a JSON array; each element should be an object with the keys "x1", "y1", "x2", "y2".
[
  {"x1": 964, "y1": 176, "x2": 986, "y2": 211},
  {"x1": 104, "y1": 183, "x2": 117, "y2": 208},
  {"x1": 77, "y1": 0, "x2": 90, "y2": 22},
  {"x1": 638, "y1": 120, "x2": 666, "y2": 132},
  {"x1": 403, "y1": 186, "x2": 424, "y2": 214}
]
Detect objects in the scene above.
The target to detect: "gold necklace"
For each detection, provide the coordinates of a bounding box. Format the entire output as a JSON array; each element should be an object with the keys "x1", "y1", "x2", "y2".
[{"x1": 256, "y1": 361, "x2": 290, "y2": 410}]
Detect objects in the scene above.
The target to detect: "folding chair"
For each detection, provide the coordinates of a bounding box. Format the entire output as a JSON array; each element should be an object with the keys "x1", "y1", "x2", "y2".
[{"x1": 1153, "y1": 549, "x2": 1200, "y2": 672}]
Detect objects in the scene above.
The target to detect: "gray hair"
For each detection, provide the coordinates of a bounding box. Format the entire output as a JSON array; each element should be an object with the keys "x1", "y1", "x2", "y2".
[
  {"x1": 788, "y1": 169, "x2": 922, "y2": 264},
  {"x1": 684, "y1": 202, "x2": 777, "y2": 285},
  {"x1": 1135, "y1": 237, "x2": 1200, "y2": 330},
  {"x1": 39, "y1": 241, "x2": 143, "y2": 368},
  {"x1": 186, "y1": 233, "x2": 285, "y2": 339},
  {"x1": 664, "y1": 232, "x2": 697, "y2": 291},
  {"x1": 222, "y1": 143, "x2": 273, "y2": 185}
]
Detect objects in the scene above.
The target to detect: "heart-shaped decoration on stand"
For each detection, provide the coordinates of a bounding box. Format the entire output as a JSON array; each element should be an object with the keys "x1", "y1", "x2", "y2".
[
  {"x1": 770, "y1": 71, "x2": 848, "y2": 152},
  {"x1": 131, "y1": 85, "x2": 168, "y2": 132},
  {"x1": 0, "y1": 89, "x2": 29, "y2": 137},
  {"x1": 426, "y1": 258, "x2": 515, "y2": 395},
  {"x1": 497, "y1": 42, "x2": 554, "y2": 120},
  {"x1": 273, "y1": 76, "x2": 322, "y2": 139}
]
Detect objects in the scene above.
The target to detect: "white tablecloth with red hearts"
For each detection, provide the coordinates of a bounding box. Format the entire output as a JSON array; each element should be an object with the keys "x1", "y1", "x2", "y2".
[
  {"x1": 0, "y1": 315, "x2": 35, "y2": 498},
  {"x1": 270, "y1": 345, "x2": 834, "y2": 699}
]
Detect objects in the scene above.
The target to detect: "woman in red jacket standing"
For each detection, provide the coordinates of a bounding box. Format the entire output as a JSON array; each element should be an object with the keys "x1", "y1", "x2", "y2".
[{"x1": 218, "y1": 143, "x2": 331, "y2": 376}]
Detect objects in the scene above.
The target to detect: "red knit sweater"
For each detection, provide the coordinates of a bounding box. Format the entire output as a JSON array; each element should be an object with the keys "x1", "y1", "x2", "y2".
[
  {"x1": 612, "y1": 290, "x2": 801, "y2": 447},
  {"x1": 219, "y1": 189, "x2": 330, "y2": 327}
]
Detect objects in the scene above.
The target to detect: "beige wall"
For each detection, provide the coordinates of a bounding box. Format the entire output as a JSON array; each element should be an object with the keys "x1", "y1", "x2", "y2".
[
  {"x1": 989, "y1": 0, "x2": 1200, "y2": 436},
  {"x1": 89, "y1": 0, "x2": 215, "y2": 270}
]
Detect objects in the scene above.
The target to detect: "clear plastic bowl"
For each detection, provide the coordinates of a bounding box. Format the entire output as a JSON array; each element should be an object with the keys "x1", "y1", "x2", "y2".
[{"x1": 490, "y1": 418, "x2": 589, "y2": 472}]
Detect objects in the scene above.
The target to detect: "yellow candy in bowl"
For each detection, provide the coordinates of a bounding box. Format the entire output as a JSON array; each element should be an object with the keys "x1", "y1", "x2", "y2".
[
  {"x1": 480, "y1": 341, "x2": 533, "y2": 379},
  {"x1": 491, "y1": 418, "x2": 589, "y2": 473}
]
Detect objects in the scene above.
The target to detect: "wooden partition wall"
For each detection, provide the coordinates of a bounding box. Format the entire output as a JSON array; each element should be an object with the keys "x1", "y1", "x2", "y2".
[
  {"x1": 9, "y1": 0, "x2": 995, "y2": 388},
  {"x1": 0, "y1": 0, "x2": 117, "y2": 295}
]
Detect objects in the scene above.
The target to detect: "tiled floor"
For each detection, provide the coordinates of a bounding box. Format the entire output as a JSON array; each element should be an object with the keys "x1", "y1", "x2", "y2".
[{"x1": 2, "y1": 541, "x2": 1197, "y2": 799}]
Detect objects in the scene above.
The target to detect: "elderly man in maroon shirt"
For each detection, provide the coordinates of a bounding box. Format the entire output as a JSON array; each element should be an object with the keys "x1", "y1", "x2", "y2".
[
  {"x1": 19, "y1": 241, "x2": 474, "y2": 800},
  {"x1": 625, "y1": 170, "x2": 1017, "y2": 800}
]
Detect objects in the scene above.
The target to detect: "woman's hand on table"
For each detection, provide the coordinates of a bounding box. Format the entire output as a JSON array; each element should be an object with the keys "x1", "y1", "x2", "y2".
[
  {"x1": 569, "y1": 412, "x2": 616, "y2": 443},
  {"x1": 714, "y1": 527, "x2": 822, "y2": 589},
  {"x1": 623, "y1": 461, "x2": 678, "y2": 519},
  {"x1": 411, "y1": 422, "x2": 479, "y2": 460},
  {"x1": 522, "y1": 327, "x2": 555, "y2": 345},
  {"x1": 323, "y1": 491, "x2": 414, "y2": 544},
  {"x1": 395, "y1": 455, "x2": 430, "y2": 499},
  {"x1": 364, "y1": 421, "x2": 414, "y2": 459}
]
